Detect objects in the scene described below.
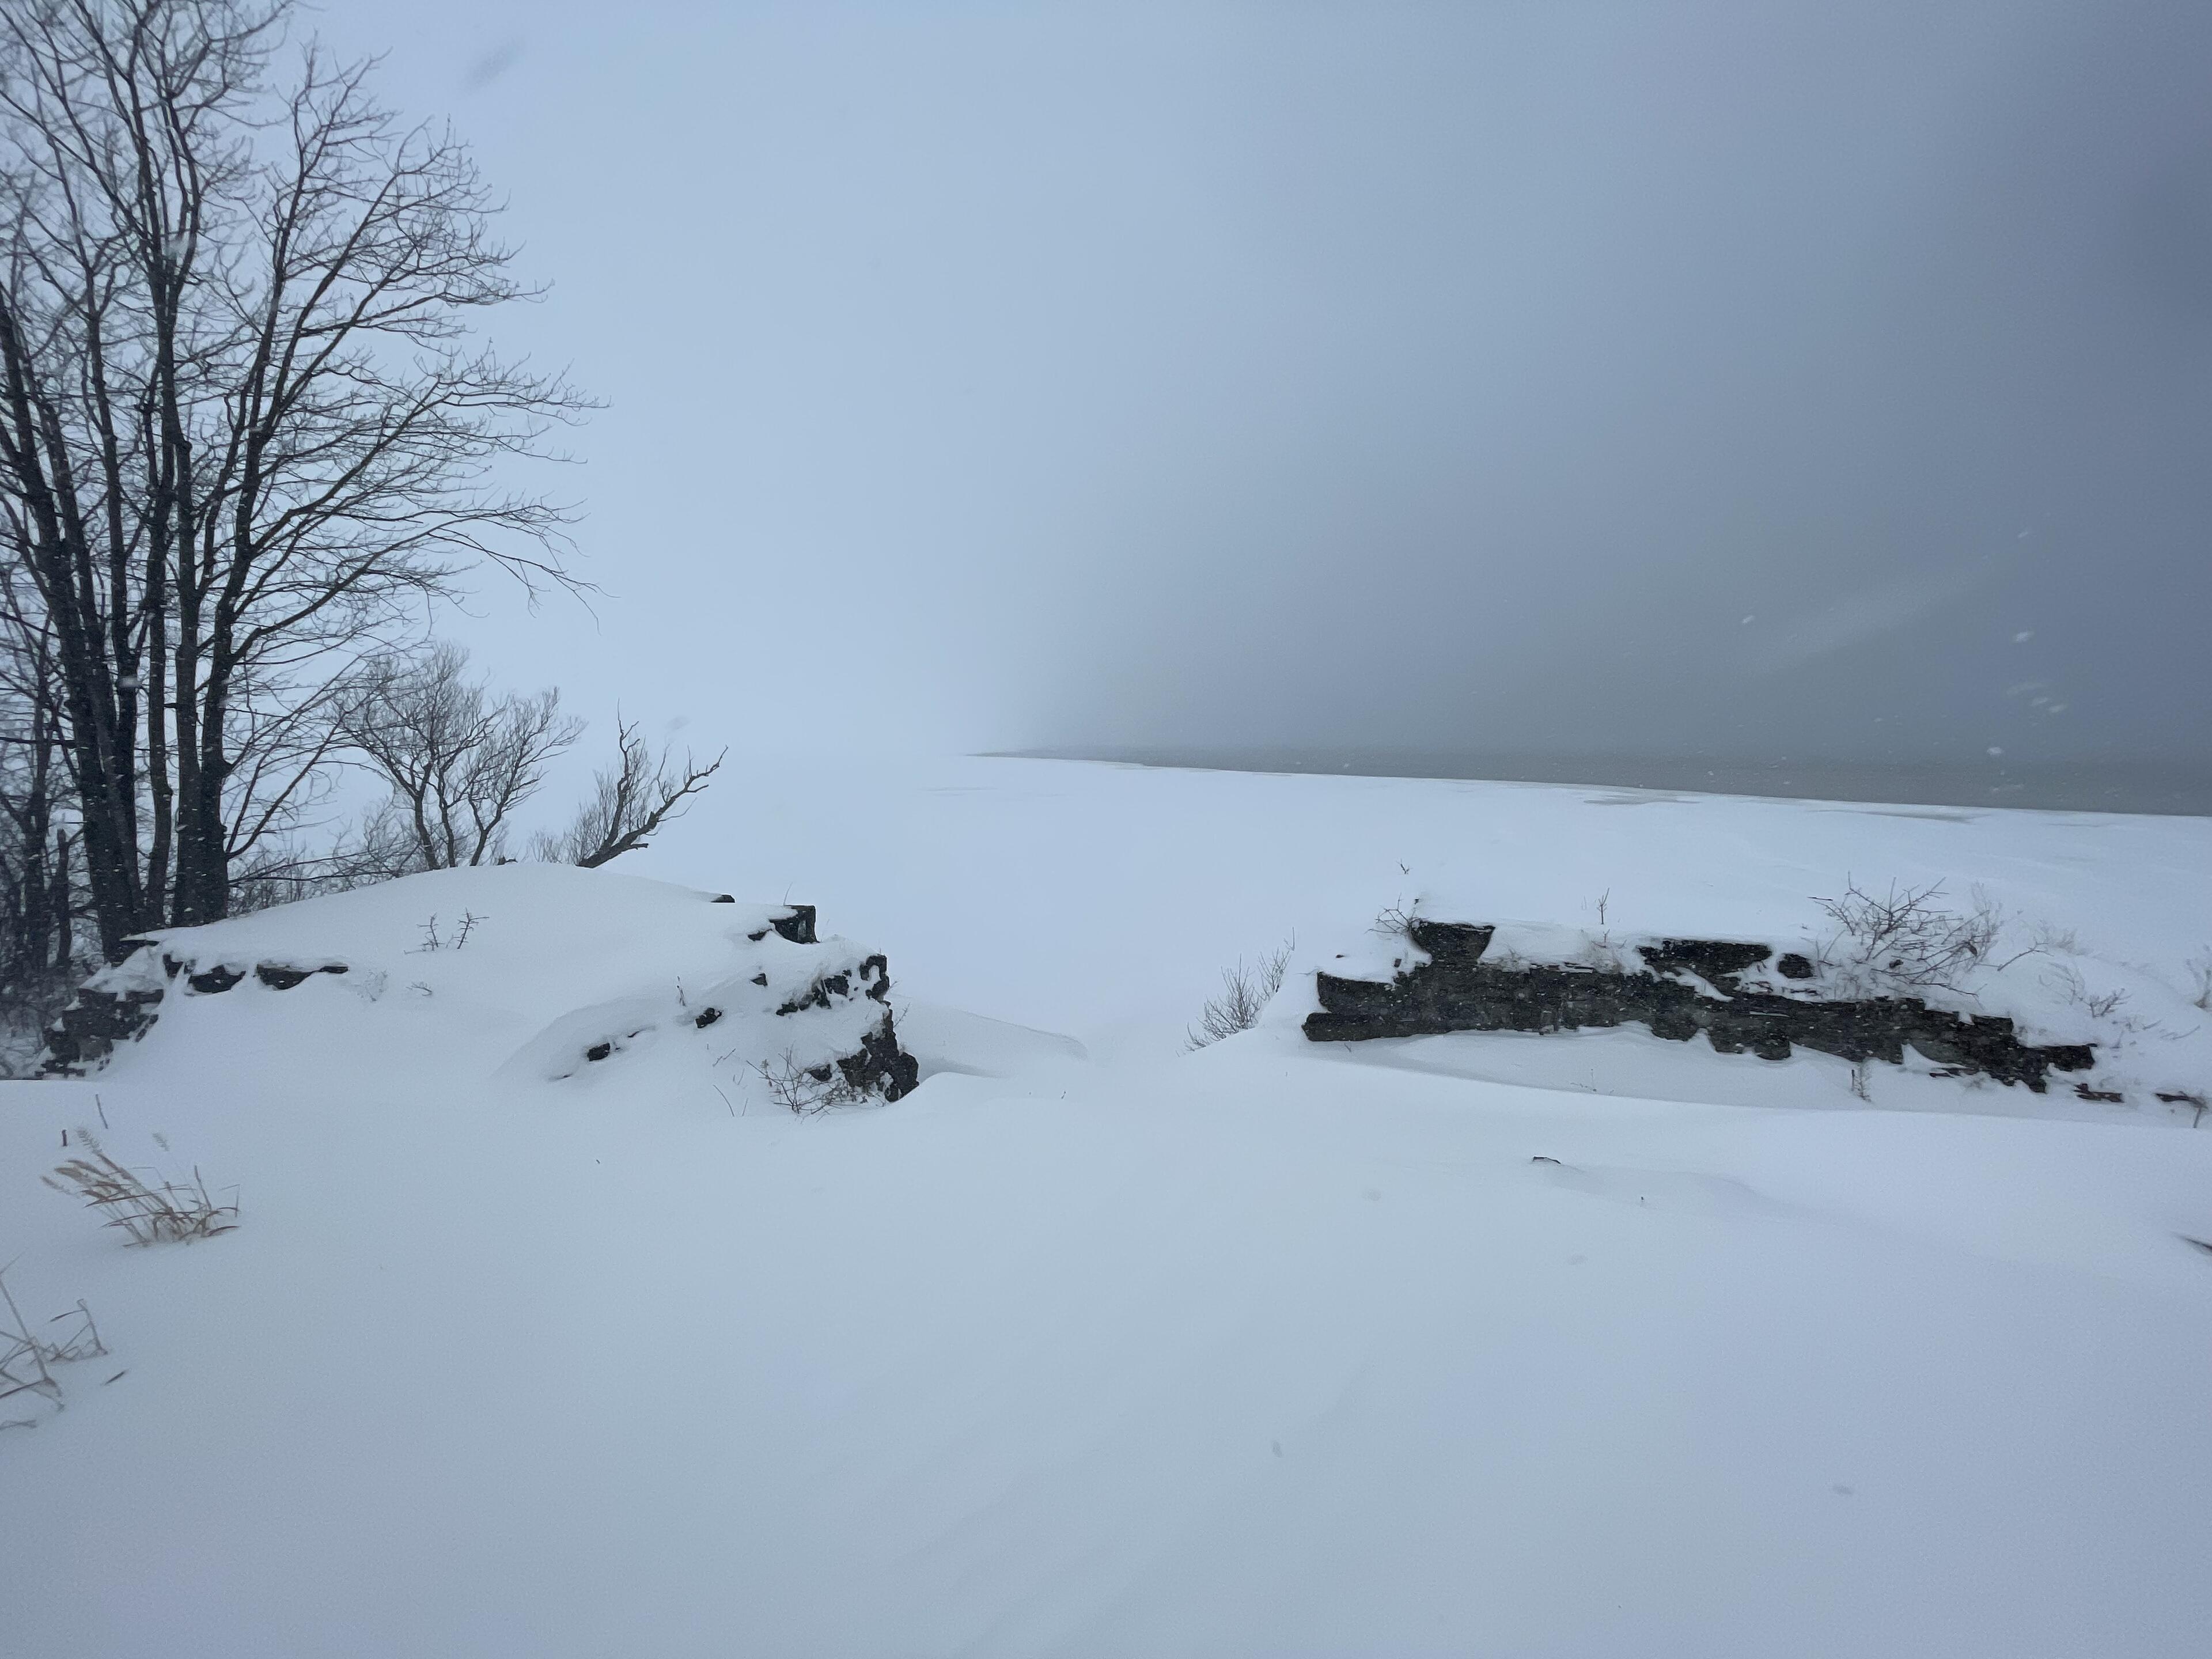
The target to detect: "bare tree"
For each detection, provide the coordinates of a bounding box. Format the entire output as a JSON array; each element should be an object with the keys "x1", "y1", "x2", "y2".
[
  {"x1": 0, "y1": 0, "x2": 588, "y2": 958},
  {"x1": 0, "y1": 549, "x2": 78, "y2": 1018},
  {"x1": 342, "y1": 641, "x2": 580, "y2": 870},
  {"x1": 533, "y1": 719, "x2": 724, "y2": 869}
]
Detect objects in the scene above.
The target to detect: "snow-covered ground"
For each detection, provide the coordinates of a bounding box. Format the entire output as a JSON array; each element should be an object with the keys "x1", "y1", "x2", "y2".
[{"x1": 4, "y1": 756, "x2": 2210, "y2": 1656}]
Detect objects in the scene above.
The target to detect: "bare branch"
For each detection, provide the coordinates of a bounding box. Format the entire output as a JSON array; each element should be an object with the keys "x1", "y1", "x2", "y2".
[
  {"x1": 339, "y1": 639, "x2": 581, "y2": 869},
  {"x1": 534, "y1": 719, "x2": 724, "y2": 869}
]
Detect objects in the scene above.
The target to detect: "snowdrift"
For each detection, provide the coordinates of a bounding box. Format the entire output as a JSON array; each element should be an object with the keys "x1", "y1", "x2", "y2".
[
  {"x1": 41, "y1": 865, "x2": 919, "y2": 1105},
  {"x1": 5, "y1": 760, "x2": 2211, "y2": 1658}
]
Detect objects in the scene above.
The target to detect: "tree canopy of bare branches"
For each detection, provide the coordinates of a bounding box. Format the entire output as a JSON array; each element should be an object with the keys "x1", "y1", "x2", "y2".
[
  {"x1": 533, "y1": 720, "x2": 724, "y2": 870},
  {"x1": 341, "y1": 641, "x2": 579, "y2": 872},
  {"x1": 0, "y1": 0, "x2": 587, "y2": 958}
]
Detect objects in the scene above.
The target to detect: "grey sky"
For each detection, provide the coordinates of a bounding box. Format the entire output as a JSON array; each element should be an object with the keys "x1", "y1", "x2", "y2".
[{"x1": 316, "y1": 1, "x2": 2212, "y2": 774}]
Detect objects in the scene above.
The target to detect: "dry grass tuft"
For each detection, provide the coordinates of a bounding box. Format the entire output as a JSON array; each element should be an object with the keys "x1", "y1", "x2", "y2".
[
  {"x1": 44, "y1": 1131, "x2": 238, "y2": 1245},
  {"x1": 1, "y1": 1266, "x2": 105, "y2": 1427}
]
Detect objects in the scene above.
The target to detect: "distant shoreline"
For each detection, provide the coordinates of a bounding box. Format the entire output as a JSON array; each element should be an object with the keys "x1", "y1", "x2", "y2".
[{"x1": 991, "y1": 749, "x2": 2212, "y2": 818}]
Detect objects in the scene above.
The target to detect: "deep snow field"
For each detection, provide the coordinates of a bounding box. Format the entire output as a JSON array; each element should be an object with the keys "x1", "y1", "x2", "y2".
[{"x1": 5, "y1": 755, "x2": 2211, "y2": 1657}]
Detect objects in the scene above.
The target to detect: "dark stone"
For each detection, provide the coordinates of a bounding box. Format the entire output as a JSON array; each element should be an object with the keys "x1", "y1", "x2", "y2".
[
  {"x1": 1304, "y1": 928, "x2": 2095, "y2": 1092},
  {"x1": 585, "y1": 1041, "x2": 613, "y2": 1062},
  {"x1": 41, "y1": 980, "x2": 165, "y2": 1074},
  {"x1": 1406, "y1": 920, "x2": 1494, "y2": 969},
  {"x1": 254, "y1": 962, "x2": 347, "y2": 990},
  {"x1": 694, "y1": 1007, "x2": 722, "y2": 1028},
  {"x1": 1777, "y1": 953, "x2": 1816, "y2": 980},
  {"x1": 836, "y1": 1010, "x2": 921, "y2": 1101},
  {"x1": 775, "y1": 969, "x2": 851, "y2": 1016},
  {"x1": 751, "y1": 973, "x2": 767, "y2": 986},
  {"x1": 1638, "y1": 940, "x2": 1772, "y2": 984},
  {"x1": 771, "y1": 905, "x2": 817, "y2": 945},
  {"x1": 188, "y1": 964, "x2": 244, "y2": 994},
  {"x1": 711, "y1": 894, "x2": 735, "y2": 903}
]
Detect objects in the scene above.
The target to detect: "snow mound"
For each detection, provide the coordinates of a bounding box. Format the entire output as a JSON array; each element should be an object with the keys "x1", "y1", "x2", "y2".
[{"x1": 47, "y1": 865, "x2": 919, "y2": 1105}]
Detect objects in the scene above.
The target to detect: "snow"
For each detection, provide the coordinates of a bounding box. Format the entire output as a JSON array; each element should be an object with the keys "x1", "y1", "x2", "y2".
[
  {"x1": 79, "y1": 864, "x2": 908, "y2": 1100},
  {"x1": 4, "y1": 756, "x2": 2210, "y2": 1656},
  {"x1": 1291, "y1": 907, "x2": 2212, "y2": 1119}
]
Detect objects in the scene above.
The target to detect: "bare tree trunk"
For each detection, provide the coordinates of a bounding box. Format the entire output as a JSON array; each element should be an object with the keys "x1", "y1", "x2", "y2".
[{"x1": 1, "y1": 0, "x2": 589, "y2": 947}]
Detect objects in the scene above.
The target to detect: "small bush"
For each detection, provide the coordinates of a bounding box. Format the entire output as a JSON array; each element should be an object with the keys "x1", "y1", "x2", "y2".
[
  {"x1": 753, "y1": 1053, "x2": 864, "y2": 1116},
  {"x1": 1812, "y1": 879, "x2": 2015, "y2": 996},
  {"x1": 1187, "y1": 939, "x2": 1295, "y2": 1050},
  {"x1": 410, "y1": 911, "x2": 486, "y2": 953},
  {"x1": 44, "y1": 1131, "x2": 238, "y2": 1245}
]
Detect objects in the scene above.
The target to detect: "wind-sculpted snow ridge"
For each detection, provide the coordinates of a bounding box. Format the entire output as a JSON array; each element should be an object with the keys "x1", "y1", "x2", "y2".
[
  {"x1": 40, "y1": 864, "x2": 919, "y2": 1105},
  {"x1": 1305, "y1": 915, "x2": 2209, "y2": 1116}
]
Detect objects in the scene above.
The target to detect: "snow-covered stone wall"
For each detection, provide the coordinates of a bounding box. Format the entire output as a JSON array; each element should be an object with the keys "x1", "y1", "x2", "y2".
[{"x1": 1307, "y1": 917, "x2": 2207, "y2": 1111}]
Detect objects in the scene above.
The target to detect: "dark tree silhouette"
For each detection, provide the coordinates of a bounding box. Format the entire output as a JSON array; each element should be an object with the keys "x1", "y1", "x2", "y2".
[{"x1": 0, "y1": 0, "x2": 586, "y2": 958}]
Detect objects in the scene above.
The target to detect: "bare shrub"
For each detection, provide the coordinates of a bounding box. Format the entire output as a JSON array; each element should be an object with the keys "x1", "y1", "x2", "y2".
[
  {"x1": 2084, "y1": 987, "x2": 2130, "y2": 1020},
  {"x1": 342, "y1": 644, "x2": 585, "y2": 871},
  {"x1": 43, "y1": 1132, "x2": 238, "y2": 1245},
  {"x1": 1187, "y1": 939, "x2": 1294, "y2": 1050},
  {"x1": 410, "y1": 911, "x2": 486, "y2": 953},
  {"x1": 1372, "y1": 905, "x2": 1417, "y2": 938},
  {"x1": 753, "y1": 1052, "x2": 863, "y2": 1116},
  {"x1": 1812, "y1": 879, "x2": 2017, "y2": 995},
  {"x1": 2188, "y1": 952, "x2": 2212, "y2": 1014},
  {"x1": 2041, "y1": 963, "x2": 2138, "y2": 1025},
  {"x1": 532, "y1": 719, "x2": 725, "y2": 869},
  {"x1": 1589, "y1": 888, "x2": 1618, "y2": 952},
  {"x1": 0, "y1": 1267, "x2": 104, "y2": 1427}
]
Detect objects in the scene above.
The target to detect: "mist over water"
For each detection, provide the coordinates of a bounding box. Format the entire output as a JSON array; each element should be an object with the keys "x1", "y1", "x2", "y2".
[
  {"x1": 1006, "y1": 749, "x2": 2212, "y2": 818},
  {"x1": 312, "y1": 1, "x2": 2212, "y2": 806}
]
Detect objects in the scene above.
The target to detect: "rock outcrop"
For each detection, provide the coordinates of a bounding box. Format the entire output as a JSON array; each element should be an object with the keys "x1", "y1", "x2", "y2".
[
  {"x1": 1305, "y1": 919, "x2": 2096, "y2": 1092},
  {"x1": 42, "y1": 888, "x2": 921, "y2": 1103}
]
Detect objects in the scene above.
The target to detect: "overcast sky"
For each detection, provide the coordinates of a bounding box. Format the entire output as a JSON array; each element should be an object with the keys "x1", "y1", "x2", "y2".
[{"x1": 315, "y1": 0, "x2": 2212, "y2": 774}]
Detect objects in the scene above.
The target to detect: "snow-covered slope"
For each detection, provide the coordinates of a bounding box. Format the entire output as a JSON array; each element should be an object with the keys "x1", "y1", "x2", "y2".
[
  {"x1": 50, "y1": 864, "x2": 919, "y2": 1104},
  {"x1": 3, "y1": 757, "x2": 2209, "y2": 1657}
]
